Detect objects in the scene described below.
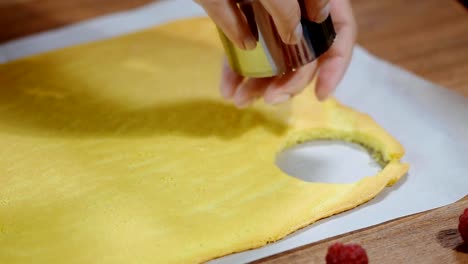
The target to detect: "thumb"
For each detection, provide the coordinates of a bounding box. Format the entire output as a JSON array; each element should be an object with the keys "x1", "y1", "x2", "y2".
[{"x1": 195, "y1": 0, "x2": 256, "y2": 50}]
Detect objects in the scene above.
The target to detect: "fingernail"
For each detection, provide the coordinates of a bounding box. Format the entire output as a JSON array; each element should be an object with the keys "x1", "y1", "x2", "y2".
[
  {"x1": 243, "y1": 36, "x2": 257, "y2": 50},
  {"x1": 234, "y1": 91, "x2": 252, "y2": 108},
  {"x1": 316, "y1": 3, "x2": 331, "y2": 23},
  {"x1": 235, "y1": 97, "x2": 254, "y2": 108},
  {"x1": 266, "y1": 93, "x2": 291, "y2": 105},
  {"x1": 290, "y1": 23, "x2": 303, "y2": 44}
]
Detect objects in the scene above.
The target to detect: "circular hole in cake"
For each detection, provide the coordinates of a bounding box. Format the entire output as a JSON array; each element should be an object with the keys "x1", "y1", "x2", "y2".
[{"x1": 276, "y1": 140, "x2": 381, "y2": 183}]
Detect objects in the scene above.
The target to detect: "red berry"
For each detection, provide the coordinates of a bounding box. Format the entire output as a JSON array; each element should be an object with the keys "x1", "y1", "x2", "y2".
[
  {"x1": 326, "y1": 242, "x2": 368, "y2": 264},
  {"x1": 459, "y1": 208, "x2": 468, "y2": 243}
]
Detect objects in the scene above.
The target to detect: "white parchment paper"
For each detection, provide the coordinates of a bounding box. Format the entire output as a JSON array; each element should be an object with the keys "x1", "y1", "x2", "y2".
[{"x1": 1, "y1": 1, "x2": 467, "y2": 263}]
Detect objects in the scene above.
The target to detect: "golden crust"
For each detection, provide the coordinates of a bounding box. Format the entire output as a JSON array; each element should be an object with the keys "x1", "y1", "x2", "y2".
[{"x1": 0, "y1": 18, "x2": 408, "y2": 264}]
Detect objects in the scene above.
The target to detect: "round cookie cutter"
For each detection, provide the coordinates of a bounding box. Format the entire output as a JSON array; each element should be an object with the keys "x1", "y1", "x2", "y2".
[{"x1": 218, "y1": 0, "x2": 336, "y2": 78}]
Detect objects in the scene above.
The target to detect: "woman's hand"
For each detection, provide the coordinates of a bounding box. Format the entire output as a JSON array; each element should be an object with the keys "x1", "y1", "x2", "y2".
[{"x1": 195, "y1": 0, "x2": 357, "y2": 108}]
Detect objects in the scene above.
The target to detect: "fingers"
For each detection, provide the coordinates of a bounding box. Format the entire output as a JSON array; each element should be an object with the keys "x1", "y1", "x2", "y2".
[
  {"x1": 315, "y1": 56, "x2": 345, "y2": 101},
  {"x1": 315, "y1": 0, "x2": 357, "y2": 101},
  {"x1": 303, "y1": 0, "x2": 331, "y2": 22},
  {"x1": 259, "y1": 0, "x2": 331, "y2": 45},
  {"x1": 195, "y1": 0, "x2": 256, "y2": 50},
  {"x1": 259, "y1": 0, "x2": 302, "y2": 44},
  {"x1": 232, "y1": 77, "x2": 272, "y2": 108},
  {"x1": 264, "y1": 61, "x2": 318, "y2": 104},
  {"x1": 221, "y1": 60, "x2": 318, "y2": 108},
  {"x1": 197, "y1": 0, "x2": 331, "y2": 48},
  {"x1": 220, "y1": 58, "x2": 272, "y2": 108},
  {"x1": 216, "y1": 0, "x2": 357, "y2": 106},
  {"x1": 220, "y1": 59, "x2": 243, "y2": 99}
]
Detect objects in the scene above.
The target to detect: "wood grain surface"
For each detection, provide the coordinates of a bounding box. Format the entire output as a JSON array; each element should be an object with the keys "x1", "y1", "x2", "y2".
[
  {"x1": 0, "y1": 1, "x2": 467, "y2": 262},
  {"x1": 0, "y1": 0, "x2": 153, "y2": 42},
  {"x1": 352, "y1": 0, "x2": 468, "y2": 97},
  {"x1": 254, "y1": 196, "x2": 468, "y2": 264}
]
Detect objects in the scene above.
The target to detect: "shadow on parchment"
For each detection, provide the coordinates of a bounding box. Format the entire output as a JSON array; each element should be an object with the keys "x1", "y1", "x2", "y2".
[
  {"x1": 0, "y1": 24, "x2": 292, "y2": 261},
  {"x1": 0, "y1": 93, "x2": 287, "y2": 140},
  {"x1": 0, "y1": 27, "x2": 289, "y2": 140}
]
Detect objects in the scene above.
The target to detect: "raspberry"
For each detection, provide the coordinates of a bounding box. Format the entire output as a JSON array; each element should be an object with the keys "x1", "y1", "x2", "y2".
[
  {"x1": 459, "y1": 208, "x2": 468, "y2": 243},
  {"x1": 326, "y1": 242, "x2": 369, "y2": 264}
]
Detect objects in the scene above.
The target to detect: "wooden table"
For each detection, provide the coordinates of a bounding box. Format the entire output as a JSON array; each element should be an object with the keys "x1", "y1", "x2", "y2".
[
  {"x1": 0, "y1": 0, "x2": 467, "y2": 263},
  {"x1": 255, "y1": 196, "x2": 468, "y2": 264}
]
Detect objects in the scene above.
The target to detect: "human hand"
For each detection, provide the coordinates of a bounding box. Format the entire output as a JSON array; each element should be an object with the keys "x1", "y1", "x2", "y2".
[{"x1": 195, "y1": 0, "x2": 357, "y2": 108}]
